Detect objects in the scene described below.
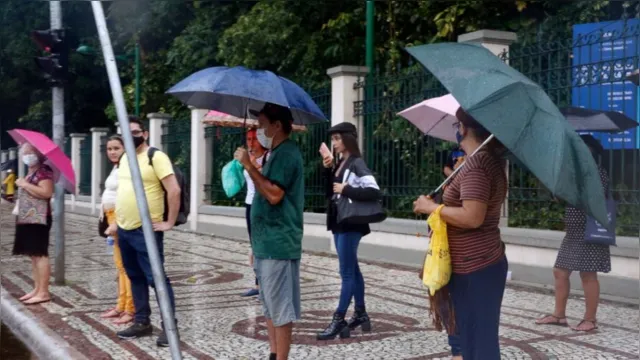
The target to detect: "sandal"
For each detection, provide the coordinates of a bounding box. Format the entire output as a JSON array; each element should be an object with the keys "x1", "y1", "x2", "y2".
[
  {"x1": 572, "y1": 319, "x2": 598, "y2": 332},
  {"x1": 535, "y1": 314, "x2": 568, "y2": 326},
  {"x1": 100, "y1": 308, "x2": 122, "y2": 319},
  {"x1": 113, "y1": 312, "x2": 134, "y2": 325}
]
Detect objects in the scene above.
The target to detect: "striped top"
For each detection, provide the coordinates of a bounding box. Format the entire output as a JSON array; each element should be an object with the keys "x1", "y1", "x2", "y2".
[{"x1": 442, "y1": 150, "x2": 507, "y2": 274}]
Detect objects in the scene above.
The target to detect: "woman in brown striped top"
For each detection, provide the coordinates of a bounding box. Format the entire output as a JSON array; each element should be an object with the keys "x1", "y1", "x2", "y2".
[{"x1": 414, "y1": 108, "x2": 508, "y2": 360}]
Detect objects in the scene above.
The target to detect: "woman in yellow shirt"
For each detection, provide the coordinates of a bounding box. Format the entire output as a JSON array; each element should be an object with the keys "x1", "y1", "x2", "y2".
[{"x1": 2, "y1": 168, "x2": 16, "y2": 202}]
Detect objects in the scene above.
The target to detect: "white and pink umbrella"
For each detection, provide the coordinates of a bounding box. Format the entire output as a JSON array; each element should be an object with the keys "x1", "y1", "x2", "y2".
[{"x1": 397, "y1": 94, "x2": 460, "y2": 142}]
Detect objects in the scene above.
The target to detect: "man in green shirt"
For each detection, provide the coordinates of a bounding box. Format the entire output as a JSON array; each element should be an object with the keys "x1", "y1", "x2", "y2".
[{"x1": 234, "y1": 103, "x2": 304, "y2": 360}]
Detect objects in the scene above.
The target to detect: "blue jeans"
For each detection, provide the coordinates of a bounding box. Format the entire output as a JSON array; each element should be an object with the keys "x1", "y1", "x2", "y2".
[
  {"x1": 117, "y1": 228, "x2": 176, "y2": 324},
  {"x1": 334, "y1": 232, "x2": 365, "y2": 313},
  {"x1": 450, "y1": 256, "x2": 508, "y2": 360}
]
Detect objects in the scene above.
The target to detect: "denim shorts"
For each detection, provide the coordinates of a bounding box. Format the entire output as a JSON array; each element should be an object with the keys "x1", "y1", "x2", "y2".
[{"x1": 254, "y1": 258, "x2": 301, "y2": 327}]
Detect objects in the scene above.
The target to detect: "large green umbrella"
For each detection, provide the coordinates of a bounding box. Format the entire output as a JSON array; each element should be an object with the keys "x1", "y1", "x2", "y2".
[{"x1": 406, "y1": 42, "x2": 609, "y2": 226}]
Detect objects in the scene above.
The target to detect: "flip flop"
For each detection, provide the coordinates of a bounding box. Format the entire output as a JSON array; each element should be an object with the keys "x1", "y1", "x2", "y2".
[
  {"x1": 572, "y1": 320, "x2": 598, "y2": 332},
  {"x1": 23, "y1": 298, "x2": 52, "y2": 305},
  {"x1": 535, "y1": 314, "x2": 568, "y2": 326}
]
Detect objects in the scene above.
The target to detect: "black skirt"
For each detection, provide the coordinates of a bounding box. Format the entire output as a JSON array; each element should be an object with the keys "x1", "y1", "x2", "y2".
[{"x1": 13, "y1": 215, "x2": 52, "y2": 257}]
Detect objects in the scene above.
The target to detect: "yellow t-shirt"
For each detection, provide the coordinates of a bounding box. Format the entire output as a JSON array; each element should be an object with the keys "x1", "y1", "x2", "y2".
[{"x1": 116, "y1": 149, "x2": 174, "y2": 230}]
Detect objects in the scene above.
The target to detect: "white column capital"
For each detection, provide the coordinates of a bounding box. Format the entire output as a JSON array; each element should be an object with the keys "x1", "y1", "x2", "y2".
[{"x1": 458, "y1": 29, "x2": 517, "y2": 57}]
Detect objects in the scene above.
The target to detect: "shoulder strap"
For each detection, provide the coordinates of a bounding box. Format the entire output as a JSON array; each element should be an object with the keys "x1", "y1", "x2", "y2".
[{"x1": 147, "y1": 147, "x2": 158, "y2": 167}]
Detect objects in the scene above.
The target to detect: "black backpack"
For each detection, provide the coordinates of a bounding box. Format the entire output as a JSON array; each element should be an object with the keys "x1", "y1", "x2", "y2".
[{"x1": 148, "y1": 147, "x2": 190, "y2": 226}]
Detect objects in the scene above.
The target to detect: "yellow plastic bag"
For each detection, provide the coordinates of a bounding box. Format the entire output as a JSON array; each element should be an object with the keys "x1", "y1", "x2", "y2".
[{"x1": 421, "y1": 205, "x2": 451, "y2": 295}]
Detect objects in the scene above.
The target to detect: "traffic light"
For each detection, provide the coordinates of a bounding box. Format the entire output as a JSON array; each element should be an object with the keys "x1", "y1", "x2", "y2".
[{"x1": 31, "y1": 29, "x2": 68, "y2": 86}]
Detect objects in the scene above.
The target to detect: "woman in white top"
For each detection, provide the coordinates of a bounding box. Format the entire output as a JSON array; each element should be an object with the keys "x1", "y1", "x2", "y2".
[
  {"x1": 99, "y1": 135, "x2": 135, "y2": 324},
  {"x1": 241, "y1": 129, "x2": 269, "y2": 297}
]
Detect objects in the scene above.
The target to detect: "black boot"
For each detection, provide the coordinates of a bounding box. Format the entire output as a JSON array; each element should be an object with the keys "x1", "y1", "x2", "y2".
[
  {"x1": 347, "y1": 307, "x2": 371, "y2": 332},
  {"x1": 316, "y1": 312, "x2": 350, "y2": 340}
]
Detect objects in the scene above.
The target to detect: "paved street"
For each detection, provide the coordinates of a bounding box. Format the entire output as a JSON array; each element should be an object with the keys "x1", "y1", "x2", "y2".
[{"x1": 1, "y1": 205, "x2": 638, "y2": 360}]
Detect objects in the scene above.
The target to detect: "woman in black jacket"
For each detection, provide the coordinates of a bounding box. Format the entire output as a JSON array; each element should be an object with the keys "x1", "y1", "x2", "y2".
[{"x1": 317, "y1": 122, "x2": 383, "y2": 340}]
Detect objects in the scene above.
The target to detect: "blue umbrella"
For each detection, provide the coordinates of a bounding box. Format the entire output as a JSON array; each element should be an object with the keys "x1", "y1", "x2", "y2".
[{"x1": 166, "y1": 66, "x2": 328, "y2": 124}]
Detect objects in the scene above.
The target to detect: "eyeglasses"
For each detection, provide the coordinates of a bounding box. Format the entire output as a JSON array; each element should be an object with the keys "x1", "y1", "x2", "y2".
[
  {"x1": 131, "y1": 129, "x2": 144, "y2": 136},
  {"x1": 452, "y1": 122, "x2": 461, "y2": 129}
]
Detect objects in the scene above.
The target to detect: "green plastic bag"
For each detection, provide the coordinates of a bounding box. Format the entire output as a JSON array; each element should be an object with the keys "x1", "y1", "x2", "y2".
[{"x1": 221, "y1": 160, "x2": 246, "y2": 198}]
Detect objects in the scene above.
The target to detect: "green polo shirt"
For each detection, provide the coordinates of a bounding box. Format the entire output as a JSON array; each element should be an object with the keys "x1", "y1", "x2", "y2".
[{"x1": 250, "y1": 139, "x2": 304, "y2": 260}]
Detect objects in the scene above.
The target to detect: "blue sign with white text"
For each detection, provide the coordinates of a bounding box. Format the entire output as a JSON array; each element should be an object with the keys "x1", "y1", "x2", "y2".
[{"x1": 572, "y1": 20, "x2": 639, "y2": 149}]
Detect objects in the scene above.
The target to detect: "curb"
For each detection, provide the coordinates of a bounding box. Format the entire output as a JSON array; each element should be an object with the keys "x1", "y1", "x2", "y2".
[{"x1": 0, "y1": 287, "x2": 89, "y2": 360}]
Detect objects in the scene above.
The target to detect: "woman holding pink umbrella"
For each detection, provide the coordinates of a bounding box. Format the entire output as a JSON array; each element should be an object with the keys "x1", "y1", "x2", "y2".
[
  {"x1": 8, "y1": 128, "x2": 76, "y2": 306},
  {"x1": 13, "y1": 143, "x2": 54, "y2": 305}
]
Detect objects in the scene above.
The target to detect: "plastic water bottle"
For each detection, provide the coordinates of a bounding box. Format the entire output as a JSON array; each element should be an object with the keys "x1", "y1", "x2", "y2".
[{"x1": 106, "y1": 236, "x2": 114, "y2": 255}]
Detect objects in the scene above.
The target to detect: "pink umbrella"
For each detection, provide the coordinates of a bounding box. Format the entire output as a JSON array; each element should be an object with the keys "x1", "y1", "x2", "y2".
[
  {"x1": 8, "y1": 129, "x2": 76, "y2": 194},
  {"x1": 397, "y1": 94, "x2": 460, "y2": 142}
]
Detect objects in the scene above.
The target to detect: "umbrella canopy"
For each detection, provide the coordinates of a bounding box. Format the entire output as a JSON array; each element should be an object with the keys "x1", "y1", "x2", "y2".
[
  {"x1": 7, "y1": 129, "x2": 75, "y2": 194},
  {"x1": 560, "y1": 107, "x2": 639, "y2": 133},
  {"x1": 202, "y1": 110, "x2": 307, "y2": 132},
  {"x1": 166, "y1": 66, "x2": 327, "y2": 125},
  {"x1": 406, "y1": 42, "x2": 609, "y2": 226},
  {"x1": 397, "y1": 94, "x2": 460, "y2": 142}
]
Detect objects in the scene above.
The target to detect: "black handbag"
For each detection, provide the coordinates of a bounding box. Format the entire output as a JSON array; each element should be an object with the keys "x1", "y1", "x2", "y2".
[
  {"x1": 98, "y1": 212, "x2": 109, "y2": 238},
  {"x1": 336, "y1": 195, "x2": 387, "y2": 225},
  {"x1": 335, "y1": 162, "x2": 387, "y2": 225}
]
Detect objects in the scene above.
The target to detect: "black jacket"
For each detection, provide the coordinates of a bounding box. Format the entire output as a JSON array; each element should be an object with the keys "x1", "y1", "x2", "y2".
[{"x1": 324, "y1": 156, "x2": 382, "y2": 235}]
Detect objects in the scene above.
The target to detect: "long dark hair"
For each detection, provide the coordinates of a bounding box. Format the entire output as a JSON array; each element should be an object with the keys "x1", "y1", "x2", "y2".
[{"x1": 340, "y1": 132, "x2": 362, "y2": 158}]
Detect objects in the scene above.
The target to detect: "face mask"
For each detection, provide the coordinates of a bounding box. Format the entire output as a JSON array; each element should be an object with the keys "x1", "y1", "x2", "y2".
[
  {"x1": 256, "y1": 128, "x2": 273, "y2": 149},
  {"x1": 455, "y1": 129, "x2": 463, "y2": 145},
  {"x1": 23, "y1": 154, "x2": 39, "y2": 166},
  {"x1": 133, "y1": 135, "x2": 146, "y2": 148}
]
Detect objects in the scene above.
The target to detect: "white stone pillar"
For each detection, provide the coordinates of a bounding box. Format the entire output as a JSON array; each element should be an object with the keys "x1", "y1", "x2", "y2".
[
  {"x1": 147, "y1": 113, "x2": 171, "y2": 150},
  {"x1": 189, "y1": 107, "x2": 208, "y2": 231},
  {"x1": 90, "y1": 128, "x2": 109, "y2": 215},
  {"x1": 327, "y1": 65, "x2": 369, "y2": 150},
  {"x1": 458, "y1": 29, "x2": 517, "y2": 227},
  {"x1": 70, "y1": 134, "x2": 87, "y2": 207},
  {"x1": 17, "y1": 148, "x2": 25, "y2": 179},
  {"x1": 0, "y1": 150, "x2": 7, "y2": 181}
]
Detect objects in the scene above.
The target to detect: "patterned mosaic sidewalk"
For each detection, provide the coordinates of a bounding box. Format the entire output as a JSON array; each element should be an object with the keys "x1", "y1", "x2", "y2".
[{"x1": 1, "y1": 206, "x2": 638, "y2": 360}]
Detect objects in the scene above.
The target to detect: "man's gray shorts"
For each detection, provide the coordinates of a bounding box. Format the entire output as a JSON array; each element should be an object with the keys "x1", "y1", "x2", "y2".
[{"x1": 254, "y1": 258, "x2": 301, "y2": 327}]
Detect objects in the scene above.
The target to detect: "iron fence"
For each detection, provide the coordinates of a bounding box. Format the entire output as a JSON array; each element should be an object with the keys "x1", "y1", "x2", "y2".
[
  {"x1": 161, "y1": 119, "x2": 191, "y2": 186},
  {"x1": 79, "y1": 137, "x2": 92, "y2": 195},
  {"x1": 354, "y1": 66, "x2": 450, "y2": 219}
]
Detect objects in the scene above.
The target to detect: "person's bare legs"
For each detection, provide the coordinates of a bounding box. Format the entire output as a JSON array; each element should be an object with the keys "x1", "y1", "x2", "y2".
[
  {"x1": 25, "y1": 256, "x2": 51, "y2": 304},
  {"x1": 536, "y1": 267, "x2": 570, "y2": 324},
  {"x1": 20, "y1": 257, "x2": 39, "y2": 301},
  {"x1": 266, "y1": 319, "x2": 277, "y2": 355},
  {"x1": 573, "y1": 271, "x2": 599, "y2": 331},
  {"x1": 275, "y1": 322, "x2": 293, "y2": 360}
]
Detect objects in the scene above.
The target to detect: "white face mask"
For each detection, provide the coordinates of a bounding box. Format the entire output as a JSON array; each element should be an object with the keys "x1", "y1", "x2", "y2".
[
  {"x1": 256, "y1": 128, "x2": 273, "y2": 149},
  {"x1": 22, "y1": 154, "x2": 39, "y2": 167}
]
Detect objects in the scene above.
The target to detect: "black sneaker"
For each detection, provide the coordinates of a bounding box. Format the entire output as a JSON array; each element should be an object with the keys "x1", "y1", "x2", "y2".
[
  {"x1": 117, "y1": 322, "x2": 153, "y2": 340},
  {"x1": 156, "y1": 321, "x2": 179, "y2": 347}
]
